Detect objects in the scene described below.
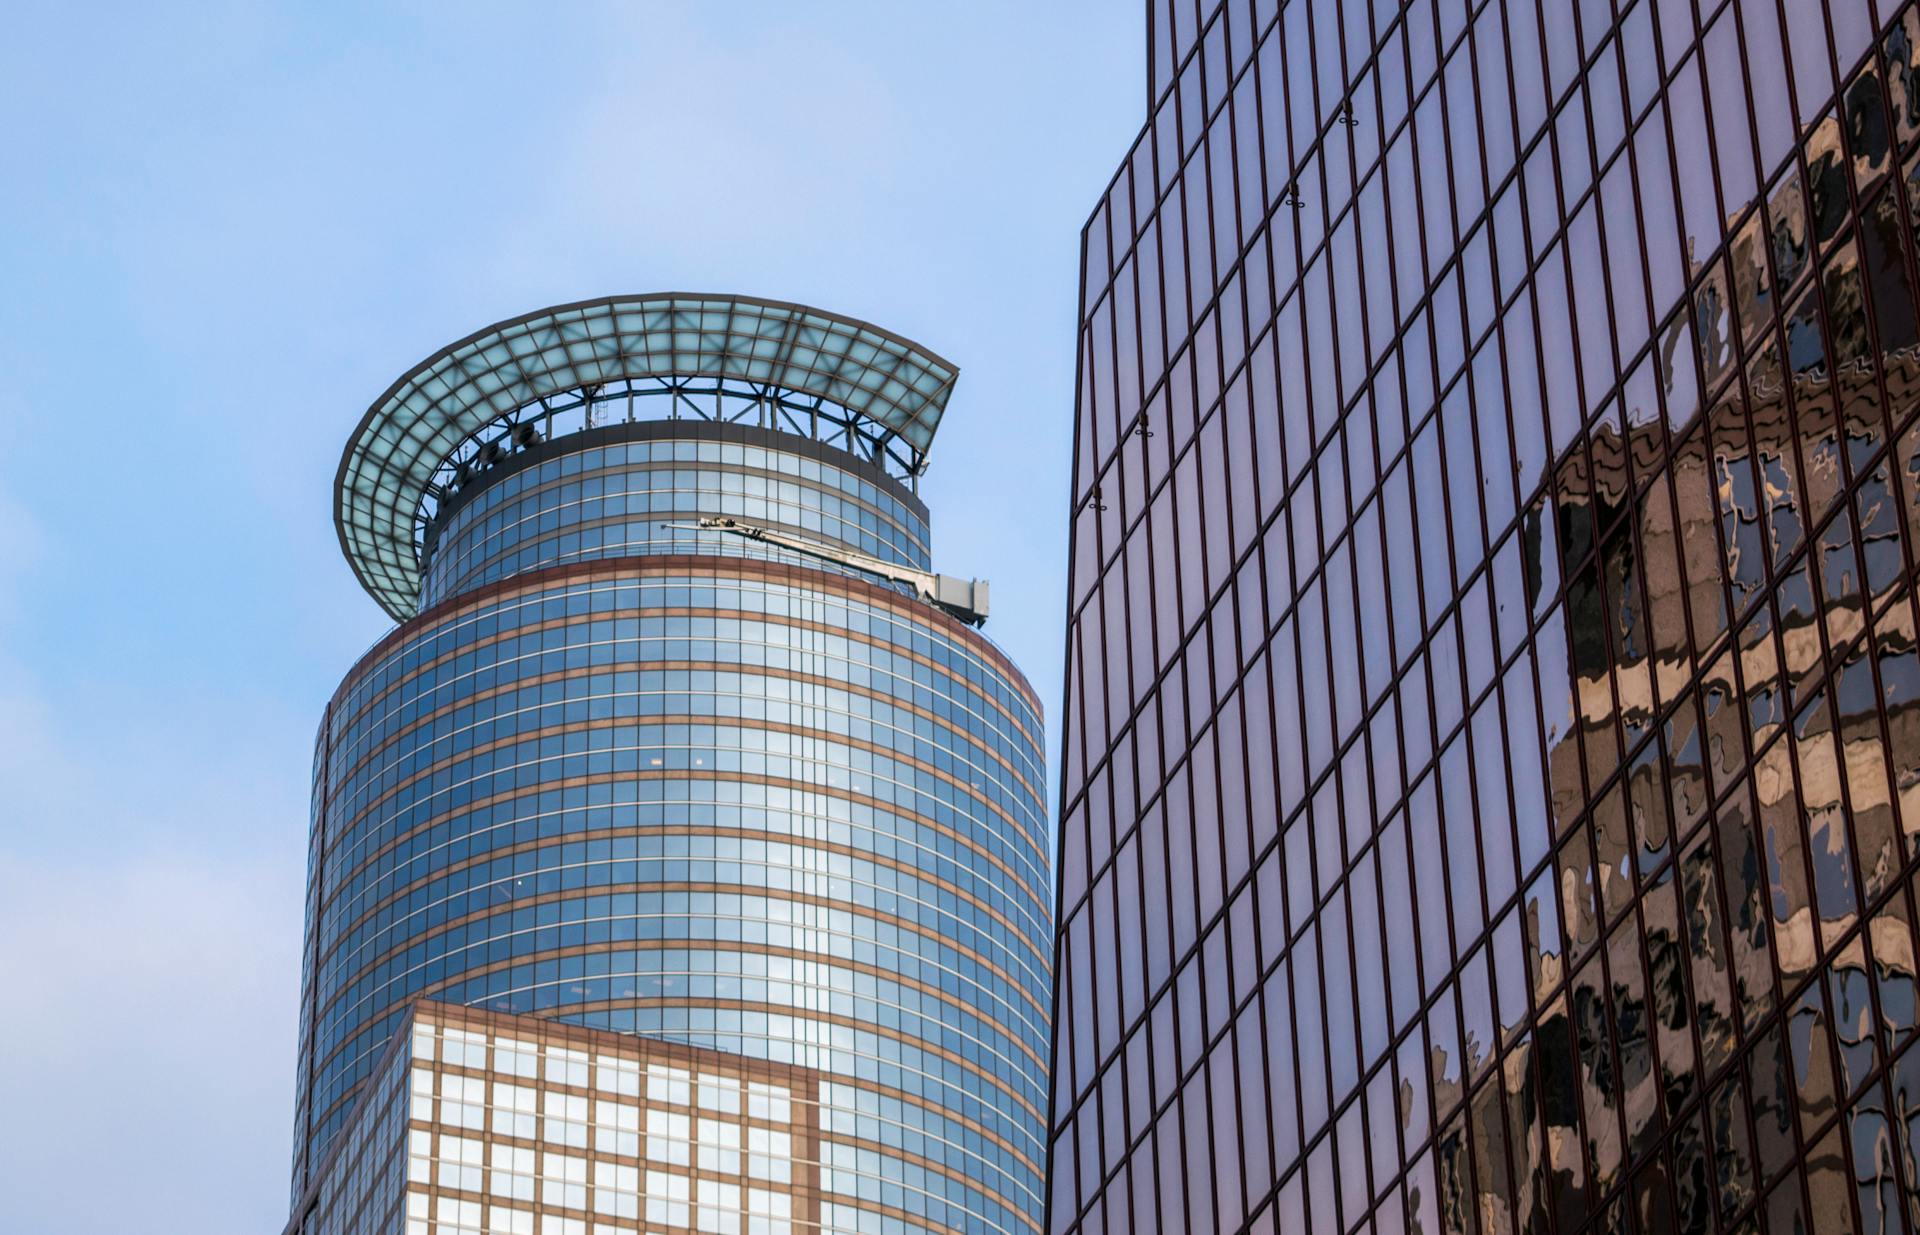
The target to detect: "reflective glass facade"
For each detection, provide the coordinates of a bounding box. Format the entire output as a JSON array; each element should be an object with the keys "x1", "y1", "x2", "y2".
[
  {"x1": 295, "y1": 307, "x2": 1048, "y2": 1235},
  {"x1": 419, "y1": 423, "x2": 933, "y2": 609},
  {"x1": 1053, "y1": 2, "x2": 1920, "y2": 1233}
]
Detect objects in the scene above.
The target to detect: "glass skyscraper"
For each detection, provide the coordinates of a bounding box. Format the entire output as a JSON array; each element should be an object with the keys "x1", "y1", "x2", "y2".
[
  {"x1": 1052, "y1": 2, "x2": 1920, "y2": 1234},
  {"x1": 287, "y1": 295, "x2": 1049, "y2": 1235}
]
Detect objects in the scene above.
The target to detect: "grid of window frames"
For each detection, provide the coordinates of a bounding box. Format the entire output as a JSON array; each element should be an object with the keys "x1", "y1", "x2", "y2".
[
  {"x1": 1051, "y1": 0, "x2": 1920, "y2": 1233},
  {"x1": 285, "y1": 1001, "x2": 823, "y2": 1235},
  {"x1": 296, "y1": 482, "x2": 1048, "y2": 1233},
  {"x1": 421, "y1": 425, "x2": 932, "y2": 610}
]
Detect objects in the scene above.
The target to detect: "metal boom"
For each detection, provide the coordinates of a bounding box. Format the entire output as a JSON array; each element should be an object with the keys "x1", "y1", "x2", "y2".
[{"x1": 681, "y1": 517, "x2": 990, "y2": 627}]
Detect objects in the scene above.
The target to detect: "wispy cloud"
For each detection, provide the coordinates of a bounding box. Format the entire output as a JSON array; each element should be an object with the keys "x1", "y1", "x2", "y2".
[
  {"x1": 0, "y1": 851, "x2": 301, "y2": 1234},
  {"x1": 0, "y1": 482, "x2": 46, "y2": 621},
  {"x1": 0, "y1": 468, "x2": 307, "y2": 1229}
]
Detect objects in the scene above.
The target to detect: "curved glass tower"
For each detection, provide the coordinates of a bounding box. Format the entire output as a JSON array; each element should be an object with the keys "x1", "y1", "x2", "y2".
[{"x1": 289, "y1": 295, "x2": 1049, "y2": 1235}]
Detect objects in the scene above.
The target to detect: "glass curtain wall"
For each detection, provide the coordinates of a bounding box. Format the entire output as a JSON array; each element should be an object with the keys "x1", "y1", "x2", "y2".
[{"x1": 1051, "y1": 2, "x2": 1920, "y2": 1233}]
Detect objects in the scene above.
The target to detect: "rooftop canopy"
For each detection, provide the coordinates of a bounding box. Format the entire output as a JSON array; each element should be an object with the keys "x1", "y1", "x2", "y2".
[{"x1": 335, "y1": 294, "x2": 960, "y2": 621}]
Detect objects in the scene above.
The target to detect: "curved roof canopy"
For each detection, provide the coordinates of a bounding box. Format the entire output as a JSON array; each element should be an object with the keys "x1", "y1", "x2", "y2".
[{"x1": 336, "y1": 294, "x2": 960, "y2": 621}]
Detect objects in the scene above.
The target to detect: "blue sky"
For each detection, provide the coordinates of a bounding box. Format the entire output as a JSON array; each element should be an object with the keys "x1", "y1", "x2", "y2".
[{"x1": 0, "y1": 4, "x2": 1138, "y2": 1229}]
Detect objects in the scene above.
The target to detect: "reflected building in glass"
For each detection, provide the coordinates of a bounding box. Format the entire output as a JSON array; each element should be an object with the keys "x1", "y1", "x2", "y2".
[
  {"x1": 1051, "y1": 2, "x2": 1920, "y2": 1233},
  {"x1": 287, "y1": 295, "x2": 1050, "y2": 1235}
]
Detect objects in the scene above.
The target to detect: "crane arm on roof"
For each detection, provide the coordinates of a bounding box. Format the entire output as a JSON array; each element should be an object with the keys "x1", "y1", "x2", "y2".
[{"x1": 679, "y1": 517, "x2": 990, "y2": 627}]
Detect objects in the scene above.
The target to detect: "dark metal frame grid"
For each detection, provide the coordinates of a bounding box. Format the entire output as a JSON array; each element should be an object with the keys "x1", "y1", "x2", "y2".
[
  {"x1": 427, "y1": 374, "x2": 930, "y2": 505},
  {"x1": 1052, "y1": 0, "x2": 1920, "y2": 1234},
  {"x1": 334, "y1": 294, "x2": 960, "y2": 623}
]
